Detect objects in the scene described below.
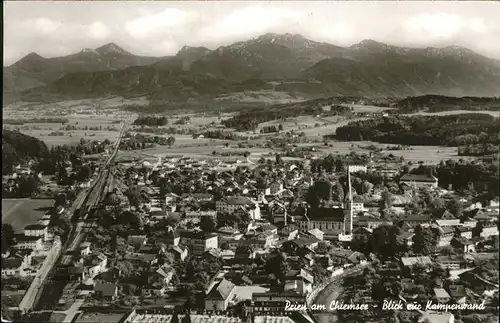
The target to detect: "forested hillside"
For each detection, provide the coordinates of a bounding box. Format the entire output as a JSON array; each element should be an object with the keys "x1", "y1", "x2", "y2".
[
  {"x1": 2, "y1": 130, "x2": 50, "y2": 174},
  {"x1": 332, "y1": 114, "x2": 500, "y2": 146}
]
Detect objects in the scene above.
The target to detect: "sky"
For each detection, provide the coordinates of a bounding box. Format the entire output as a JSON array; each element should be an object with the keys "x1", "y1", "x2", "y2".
[{"x1": 4, "y1": 1, "x2": 500, "y2": 65}]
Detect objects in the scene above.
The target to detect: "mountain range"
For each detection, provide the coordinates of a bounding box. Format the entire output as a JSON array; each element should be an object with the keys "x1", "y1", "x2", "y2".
[{"x1": 5, "y1": 33, "x2": 500, "y2": 103}]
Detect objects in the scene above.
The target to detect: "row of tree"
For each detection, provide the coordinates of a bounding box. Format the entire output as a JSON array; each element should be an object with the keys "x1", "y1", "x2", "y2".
[{"x1": 133, "y1": 115, "x2": 169, "y2": 126}]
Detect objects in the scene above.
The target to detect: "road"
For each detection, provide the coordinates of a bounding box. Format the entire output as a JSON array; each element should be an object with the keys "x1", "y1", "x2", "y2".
[
  {"x1": 29, "y1": 121, "x2": 127, "y2": 313},
  {"x1": 310, "y1": 265, "x2": 368, "y2": 323}
]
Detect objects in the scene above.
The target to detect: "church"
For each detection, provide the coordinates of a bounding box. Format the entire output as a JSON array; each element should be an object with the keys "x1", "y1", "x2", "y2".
[{"x1": 298, "y1": 171, "x2": 354, "y2": 241}]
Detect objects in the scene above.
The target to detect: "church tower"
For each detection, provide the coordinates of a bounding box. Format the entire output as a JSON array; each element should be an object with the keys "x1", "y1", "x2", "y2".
[{"x1": 342, "y1": 169, "x2": 354, "y2": 238}]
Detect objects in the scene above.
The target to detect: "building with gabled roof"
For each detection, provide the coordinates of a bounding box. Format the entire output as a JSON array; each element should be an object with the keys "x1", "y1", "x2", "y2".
[
  {"x1": 205, "y1": 278, "x2": 235, "y2": 310},
  {"x1": 400, "y1": 174, "x2": 438, "y2": 189}
]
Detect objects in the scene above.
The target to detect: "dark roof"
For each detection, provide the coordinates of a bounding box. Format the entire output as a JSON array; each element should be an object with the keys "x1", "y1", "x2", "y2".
[
  {"x1": 400, "y1": 214, "x2": 431, "y2": 222},
  {"x1": 2, "y1": 258, "x2": 23, "y2": 270},
  {"x1": 94, "y1": 283, "x2": 118, "y2": 297},
  {"x1": 206, "y1": 278, "x2": 235, "y2": 300},
  {"x1": 400, "y1": 174, "x2": 437, "y2": 183},
  {"x1": 179, "y1": 231, "x2": 217, "y2": 240},
  {"x1": 24, "y1": 224, "x2": 47, "y2": 230},
  {"x1": 15, "y1": 234, "x2": 42, "y2": 242},
  {"x1": 223, "y1": 196, "x2": 254, "y2": 205},
  {"x1": 308, "y1": 207, "x2": 347, "y2": 222}
]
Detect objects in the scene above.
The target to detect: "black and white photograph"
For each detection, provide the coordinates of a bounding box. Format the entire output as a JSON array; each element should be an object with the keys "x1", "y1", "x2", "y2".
[{"x1": 2, "y1": 1, "x2": 499, "y2": 323}]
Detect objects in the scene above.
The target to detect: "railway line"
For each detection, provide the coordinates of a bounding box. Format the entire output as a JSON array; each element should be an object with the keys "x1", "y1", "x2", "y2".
[{"x1": 30, "y1": 121, "x2": 127, "y2": 313}]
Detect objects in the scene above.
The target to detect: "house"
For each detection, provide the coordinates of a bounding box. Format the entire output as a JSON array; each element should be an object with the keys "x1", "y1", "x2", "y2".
[
  {"x1": 448, "y1": 285, "x2": 467, "y2": 304},
  {"x1": 24, "y1": 224, "x2": 48, "y2": 241},
  {"x1": 165, "y1": 231, "x2": 180, "y2": 247},
  {"x1": 307, "y1": 228, "x2": 324, "y2": 241},
  {"x1": 254, "y1": 231, "x2": 279, "y2": 249},
  {"x1": 142, "y1": 266, "x2": 175, "y2": 296},
  {"x1": 79, "y1": 242, "x2": 91, "y2": 256},
  {"x1": 279, "y1": 226, "x2": 299, "y2": 241},
  {"x1": 399, "y1": 231, "x2": 415, "y2": 248},
  {"x1": 1, "y1": 258, "x2": 27, "y2": 278},
  {"x1": 266, "y1": 181, "x2": 284, "y2": 196},
  {"x1": 348, "y1": 164, "x2": 367, "y2": 173},
  {"x1": 127, "y1": 235, "x2": 148, "y2": 250},
  {"x1": 401, "y1": 256, "x2": 433, "y2": 269},
  {"x1": 436, "y1": 226, "x2": 457, "y2": 247},
  {"x1": 433, "y1": 288, "x2": 451, "y2": 303},
  {"x1": 94, "y1": 282, "x2": 118, "y2": 300},
  {"x1": 205, "y1": 278, "x2": 235, "y2": 310},
  {"x1": 282, "y1": 236, "x2": 320, "y2": 253},
  {"x1": 15, "y1": 235, "x2": 43, "y2": 251},
  {"x1": 216, "y1": 197, "x2": 261, "y2": 220},
  {"x1": 456, "y1": 227, "x2": 472, "y2": 239},
  {"x1": 376, "y1": 166, "x2": 399, "y2": 179},
  {"x1": 348, "y1": 196, "x2": 364, "y2": 212},
  {"x1": 436, "y1": 255, "x2": 464, "y2": 270},
  {"x1": 400, "y1": 214, "x2": 431, "y2": 227},
  {"x1": 185, "y1": 210, "x2": 217, "y2": 221},
  {"x1": 169, "y1": 245, "x2": 188, "y2": 262},
  {"x1": 352, "y1": 227, "x2": 372, "y2": 243},
  {"x1": 81, "y1": 253, "x2": 108, "y2": 278},
  {"x1": 284, "y1": 269, "x2": 314, "y2": 295},
  {"x1": 179, "y1": 231, "x2": 218, "y2": 255},
  {"x1": 480, "y1": 224, "x2": 499, "y2": 238},
  {"x1": 355, "y1": 216, "x2": 393, "y2": 229},
  {"x1": 217, "y1": 227, "x2": 244, "y2": 242},
  {"x1": 399, "y1": 174, "x2": 438, "y2": 189},
  {"x1": 270, "y1": 202, "x2": 288, "y2": 225},
  {"x1": 461, "y1": 217, "x2": 477, "y2": 228},
  {"x1": 434, "y1": 210, "x2": 460, "y2": 227},
  {"x1": 450, "y1": 237, "x2": 476, "y2": 253}
]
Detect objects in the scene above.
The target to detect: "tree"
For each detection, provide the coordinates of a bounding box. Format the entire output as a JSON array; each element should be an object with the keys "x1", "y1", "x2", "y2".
[
  {"x1": 472, "y1": 222, "x2": 483, "y2": 238},
  {"x1": 306, "y1": 180, "x2": 332, "y2": 208},
  {"x1": 412, "y1": 225, "x2": 436, "y2": 255},
  {"x1": 167, "y1": 136, "x2": 176, "y2": 146},
  {"x1": 17, "y1": 175, "x2": 40, "y2": 197},
  {"x1": 104, "y1": 192, "x2": 121, "y2": 207},
  {"x1": 446, "y1": 198, "x2": 464, "y2": 218},
  {"x1": 77, "y1": 165, "x2": 92, "y2": 181},
  {"x1": 199, "y1": 216, "x2": 217, "y2": 233},
  {"x1": 181, "y1": 312, "x2": 191, "y2": 323},
  {"x1": 54, "y1": 193, "x2": 68, "y2": 208},
  {"x1": 278, "y1": 124, "x2": 284, "y2": 131},
  {"x1": 362, "y1": 180, "x2": 374, "y2": 194},
  {"x1": 126, "y1": 186, "x2": 142, "y2": 208},
  {"x1": 1, "y1": 224, "x2": 16, "y2": 253},
  {"x1": 275, "y1": 154, "x2": 283, "y2": 166},
  {"x1": 380, "y1": 190, "x2": 393, "y2": 209},
  {"x1": 265, "y1": 252, "x2": 290, "y2": 282}
]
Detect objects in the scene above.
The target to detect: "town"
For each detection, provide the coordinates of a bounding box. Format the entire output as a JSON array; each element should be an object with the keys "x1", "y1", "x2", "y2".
[
  {"x1": 2, "y1": 130, "x2": 499, "y2": 323},
  {"x1": 3, "y1": 2, "x2": 500, "y2": 323}
]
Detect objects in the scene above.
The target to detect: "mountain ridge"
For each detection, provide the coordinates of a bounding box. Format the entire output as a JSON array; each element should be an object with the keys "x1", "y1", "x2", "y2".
[{"x1": 5, "y1": 34, "x2": 500, "y2": 103}]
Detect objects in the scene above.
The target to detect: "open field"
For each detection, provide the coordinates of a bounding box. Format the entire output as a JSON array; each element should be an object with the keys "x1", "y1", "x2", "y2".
[
  {"x1": 3, "y1": 99, "x2": 135, "y2": 147},
  {"x1": 2, "y1": 198, "x2": 53, "y2": 233},
  {"x1": 314, "y1": 141, "x2": 473, "y2": 163},
  {"x1": 16, "y1": 129, "x2": 122, "y2": 147},
  {"x1": 342, "y1": 104, "x2": 393, "y2": 113},
  {"x1": 214, "y1": 90, "x2": 306, "y2": 104},
  {"x1": 3, "y1": 96, "x2": 148, "y2": 118},
  {"x1": 403, "y1": 110, "x2": 500, "y2": 117}
]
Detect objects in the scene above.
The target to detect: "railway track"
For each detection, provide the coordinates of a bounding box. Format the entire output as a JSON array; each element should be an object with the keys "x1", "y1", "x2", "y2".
[{"x1": 30, "y1": 121, "x2": 127, "y2": 313}]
